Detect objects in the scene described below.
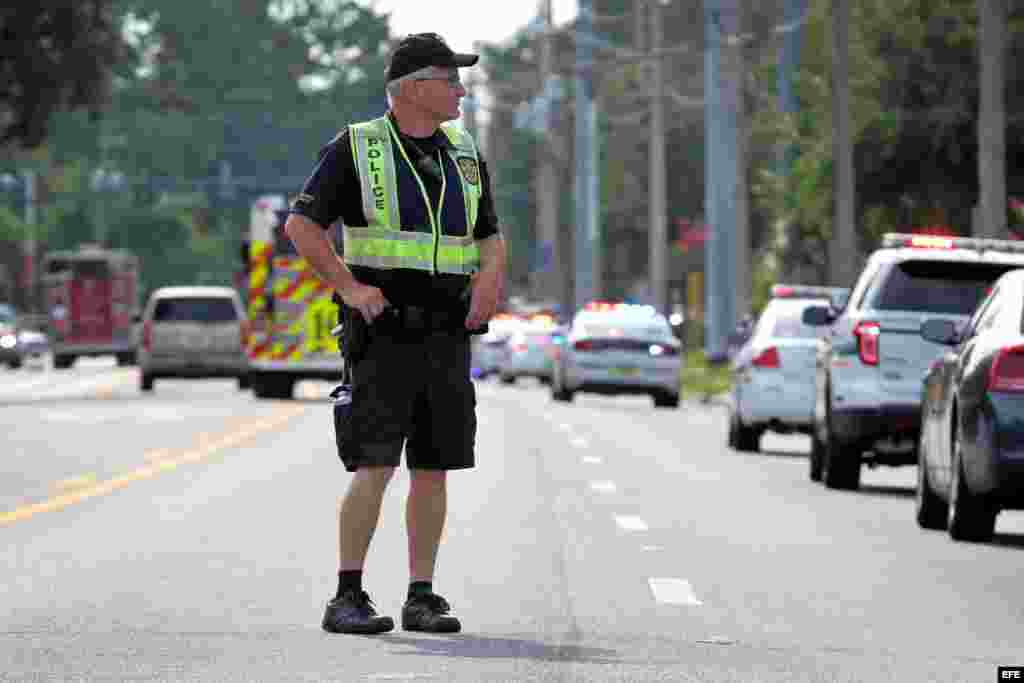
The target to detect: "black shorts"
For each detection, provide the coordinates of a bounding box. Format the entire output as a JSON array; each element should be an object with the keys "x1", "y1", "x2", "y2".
[{"x1": 338, "y1": 326, "x2": 476, "y2": 472}]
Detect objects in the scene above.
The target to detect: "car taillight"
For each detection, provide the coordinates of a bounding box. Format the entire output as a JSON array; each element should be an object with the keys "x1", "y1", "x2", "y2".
[
  {"x1": 853, "y1": 321, "x2": 880, "y2": 366},
  {"x1": 573, "y1": 339, "x2": 595, "y2": 352},
  {"x1": 143, "y1": 321, "x2": 152, "y2": 351},
  {"x1": 751, "y1": 346, "x2": 780, "y2": 368},
  {"x1": 989, "y1": 345, "x2": 1024, "y2": 393}
]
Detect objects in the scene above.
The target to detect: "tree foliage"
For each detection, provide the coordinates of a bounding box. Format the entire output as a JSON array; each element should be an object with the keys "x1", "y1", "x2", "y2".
[
  {"x1": 2, "y1": 1, "x2": 392, "y2": 302},
  {"x1": 0, "y1": 2, "x2": 124, "y2": 149},
  {"x1": 751, "y1": 0, "x2": 1024, "y2": 284}
]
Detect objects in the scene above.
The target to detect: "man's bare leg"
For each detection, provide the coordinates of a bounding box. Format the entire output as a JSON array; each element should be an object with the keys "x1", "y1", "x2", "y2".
[
  {"x1": 339, "y1": 466, "x2": 396, "y2": 570},
  {"x1": 406, "y1": 469, "x2": 447, "y2": 582}
]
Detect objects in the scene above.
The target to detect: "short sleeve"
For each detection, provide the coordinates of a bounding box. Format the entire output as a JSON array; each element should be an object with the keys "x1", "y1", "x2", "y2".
[{"x1": 473, "y1": 158, "x2": 500, "y2": 241}]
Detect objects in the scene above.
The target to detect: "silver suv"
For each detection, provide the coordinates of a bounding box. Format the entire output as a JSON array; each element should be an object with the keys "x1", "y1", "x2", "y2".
[
  {"x1": 139, "y1": 286, "x2": 250, "y2": 392},
  {"x1": 805, "y1": 233, "x2": 1024, "y2": 490}
]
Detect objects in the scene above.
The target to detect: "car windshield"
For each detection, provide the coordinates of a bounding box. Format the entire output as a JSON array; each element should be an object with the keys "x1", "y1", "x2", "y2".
[
  {"x1": 153, "y1": 297, "x2": 237, "y2": 323},
  {"x1": 872, "y1": 260, "x2": 1018, "y2": 315},
  {"x1": 755, "y1": 301, "x2": 827, "y2": 340}
]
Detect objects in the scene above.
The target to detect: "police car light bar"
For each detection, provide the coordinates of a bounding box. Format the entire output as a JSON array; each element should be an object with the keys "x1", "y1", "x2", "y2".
[
  {"x1": 881, "y1": 232, "x2": 1024, "y2": 254},
  {"x1": 771, "y1": 284, "x2": 845, "y2": 299}
]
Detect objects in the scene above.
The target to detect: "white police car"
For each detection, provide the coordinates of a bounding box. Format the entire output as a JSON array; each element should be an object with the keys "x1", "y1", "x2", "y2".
[
  {"x1": 551, "y1": 301, "x2": 681, "y2": 408},
  {"x1": 728, "y1": 285, "x2": 847, "y2": 452}
]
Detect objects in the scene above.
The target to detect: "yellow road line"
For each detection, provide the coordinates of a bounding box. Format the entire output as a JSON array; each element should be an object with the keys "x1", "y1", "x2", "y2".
[
  {"x1": 52, "y1": 473, "x2": 98, "y2": 492},
  {"x1": 1, "y1": 405, "x2": 308, "y2": 527}
]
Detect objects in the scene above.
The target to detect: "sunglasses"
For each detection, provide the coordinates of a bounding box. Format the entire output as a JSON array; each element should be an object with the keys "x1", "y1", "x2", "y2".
[{"x1": 412, "y1": 73, "x2": 463, "y2": 87}]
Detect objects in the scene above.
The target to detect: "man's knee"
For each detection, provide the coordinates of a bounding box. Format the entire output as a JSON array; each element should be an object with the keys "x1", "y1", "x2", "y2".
[
  {"x1": 409, "y1": 469, "x2": 447, "y2": 491},
  {"x1": 351, "y1": 465, "x2": 397, "y2": 492}
]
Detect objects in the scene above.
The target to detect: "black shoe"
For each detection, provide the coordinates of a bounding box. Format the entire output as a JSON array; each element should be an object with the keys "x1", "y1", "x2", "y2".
[
  {"x1": 402, "y1": 592, "x2": 461, "y2": 633},
  {"x1": 322, "y1": 590, "x2": 395, "y2": 634}
]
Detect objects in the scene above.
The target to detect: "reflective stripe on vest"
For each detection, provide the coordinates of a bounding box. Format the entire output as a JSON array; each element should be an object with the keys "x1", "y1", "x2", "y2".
[{"x1": 347, "y1": 115, "x2": 481, "y2": 275}]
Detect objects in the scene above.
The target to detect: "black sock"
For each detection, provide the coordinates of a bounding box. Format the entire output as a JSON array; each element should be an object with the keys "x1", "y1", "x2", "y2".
[
  {"x1": 408, "y1": 581, "x2": 432, "y2": 599},
  {"x1": 336, "y1": 570, "x2": 362, "y2": 598}
]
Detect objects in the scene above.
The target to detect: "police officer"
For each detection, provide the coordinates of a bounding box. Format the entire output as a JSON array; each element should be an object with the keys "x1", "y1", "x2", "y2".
[{"x1": 285, "y1": 32, "x2": 505, "y2": 635}]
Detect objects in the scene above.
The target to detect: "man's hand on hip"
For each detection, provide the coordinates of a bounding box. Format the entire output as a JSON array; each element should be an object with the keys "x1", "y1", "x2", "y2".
[
  {"x1": 465, "y1": 270, "x2": 501, "y2": 330},
  {"x1": 341, "y1": 281, "x2": 391, "y2": 323}
]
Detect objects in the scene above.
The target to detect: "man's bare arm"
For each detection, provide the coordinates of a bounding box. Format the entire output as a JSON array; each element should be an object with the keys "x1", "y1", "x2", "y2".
[
  {"x1": 465, "y1": 234, "x2": 506, "y2": 329},
  {"x1": 284, "y1": 214, "x2": 390, "y2": 321}
]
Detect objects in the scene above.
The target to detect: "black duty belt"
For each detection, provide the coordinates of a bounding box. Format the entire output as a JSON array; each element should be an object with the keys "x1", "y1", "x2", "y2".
[{"x1": 375, "y1": 305, "x2": 465, "y2": 334}]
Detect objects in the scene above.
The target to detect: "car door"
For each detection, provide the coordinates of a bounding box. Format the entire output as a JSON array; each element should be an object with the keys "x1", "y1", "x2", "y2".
[{"x1": 941, "y1": 286, "x2": 1003, "y2": 487}]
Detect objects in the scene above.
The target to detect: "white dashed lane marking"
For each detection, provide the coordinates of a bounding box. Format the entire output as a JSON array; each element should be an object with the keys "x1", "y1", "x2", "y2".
[
  {"x1": 581, "y1": 455, "x2": 603, "y2": 464},
  {"x1": 648, "y1": 577, "x2": 703, "y2": 606},
  {"x1": 570, "y1": 437, "x2": 589, "y2": 448},
  {"x1": 614, "y1": 514, "x2": 649, "y2": 531},
  {"x1": 590, "y1": 480, "x2": 617, "y2": 493}
]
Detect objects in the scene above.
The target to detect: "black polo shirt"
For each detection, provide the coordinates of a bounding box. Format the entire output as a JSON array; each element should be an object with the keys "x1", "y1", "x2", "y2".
[{"x1": 289, "y1": 114, "x2": 500, "y2": 311}]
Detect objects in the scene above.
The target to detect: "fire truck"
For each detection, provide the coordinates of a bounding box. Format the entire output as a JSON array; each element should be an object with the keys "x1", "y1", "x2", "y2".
[
  {"x1": 41, "y1": 244, "x2": 140, "y2": 369},
  {"x1": 243, "y1": 195, "x2": 343, "y2": 399}
]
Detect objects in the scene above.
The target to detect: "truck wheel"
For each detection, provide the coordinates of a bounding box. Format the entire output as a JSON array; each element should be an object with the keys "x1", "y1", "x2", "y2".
[
  {"x1": 253, "y1": 376, "x2": 293, "y2": 400},
  {"x1": 237, "y1": 373, "x2": 251, "y2": 390},
  {"x1": 823, "y1": 436, "x2": 861, "y2": 490},
  {"x1": 947, "y1": 442, "x2": 996, "y2": 542},
  {"x1": 140, "y1": 373, "x2": 154, "y2": 392},
  {"x1": 915, "y1": 443, "x2": 947, "y2": 530},
  {"x1": 116, "y1": 352, "x2": 136, "y2": 366},
  {"x1": 499, "y1": 374, "x2": 516, "y2": 385},
  {"x1": 53, "y1": 354, "x2": 74, "y2": 369},
  {"x1": 808, "y1": 433, "x2": 825, "y2": 482}
]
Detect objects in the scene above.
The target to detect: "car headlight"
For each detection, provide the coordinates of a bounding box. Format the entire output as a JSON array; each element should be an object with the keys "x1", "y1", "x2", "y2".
[{"x1": 0, "y1": 334, "x2": 16, "y2": 349}]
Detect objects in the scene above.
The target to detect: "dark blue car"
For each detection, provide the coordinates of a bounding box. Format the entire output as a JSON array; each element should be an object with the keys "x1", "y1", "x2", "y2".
[{"x1": 917, "y1": 268, "x2": 1024, "y2": 542}]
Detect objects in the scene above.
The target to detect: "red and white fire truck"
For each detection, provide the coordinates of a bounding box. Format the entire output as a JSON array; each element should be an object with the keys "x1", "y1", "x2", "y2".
[
  {"x1": 41, "y1": 244, "x2": 140, "y2": 369},
  {"x1": 242, "y1": 195, "x2": 343, "y2": 399}
]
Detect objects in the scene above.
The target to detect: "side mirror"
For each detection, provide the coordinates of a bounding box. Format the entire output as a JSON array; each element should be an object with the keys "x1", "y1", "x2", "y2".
[
  {"x1": 802, "y1": 305, "x2": 832, "y2": 326},
  {"x1": 920, "y1": 319, "x2": 959, "y2": 346}
]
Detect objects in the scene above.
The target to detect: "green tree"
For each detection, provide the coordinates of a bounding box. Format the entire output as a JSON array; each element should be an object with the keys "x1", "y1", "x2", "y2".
[{"x1": 0, "y1": 2, "x2": 125, "y2": 148}]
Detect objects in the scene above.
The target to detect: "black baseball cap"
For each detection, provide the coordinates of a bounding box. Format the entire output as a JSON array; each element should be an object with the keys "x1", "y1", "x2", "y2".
[{"x1": 386, "y1": 33, "x2": 479, "y2": 82}]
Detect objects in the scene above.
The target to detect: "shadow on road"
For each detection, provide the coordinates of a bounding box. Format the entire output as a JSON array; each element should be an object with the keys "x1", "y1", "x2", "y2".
[
  {"x1": 385, "y1": 634, "x2": 620, "y2": 664},
  {"x1": 857, "y1": 484, "x2": 915, "y2": 499},
  {"x1": 991, "y1": 532, "x2": 1024, "y2": 549}
]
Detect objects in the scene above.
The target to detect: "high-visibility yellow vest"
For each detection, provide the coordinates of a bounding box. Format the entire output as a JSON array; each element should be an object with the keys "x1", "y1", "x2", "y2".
[{"x1": 347, "y1": 115, "x2": 481, "y2": 276}]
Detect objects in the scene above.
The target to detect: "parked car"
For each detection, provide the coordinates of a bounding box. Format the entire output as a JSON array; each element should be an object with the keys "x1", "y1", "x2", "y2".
[
  {"x1": 496, "y1": 315, "x2": 562, "y2": 385},
  {"x1": 728, "y1": 285, "x2": 847, "y2": 452},
  {"x1": 551, "y1": 301, "x2": 681, "y2": 408},
  {"x1": 0, "y1": 303, "x2": 25, "y2": 369},
  {"x1": 138, "y1": 286, "x2": 250, "y2": 392},
  {"x1": 471, "y1": 313, "x2": 527, "y2": 379},
  {"x1": 804, "y1": 233, "x2": 1024, "y2": 490},
  {"x1": 916, "y1": 268, "x2": 1024, "y2": 542}
]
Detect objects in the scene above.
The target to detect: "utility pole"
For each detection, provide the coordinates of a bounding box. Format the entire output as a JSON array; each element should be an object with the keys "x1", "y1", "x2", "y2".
[
  {"x1": 463, "y1": 42, "x2": 481, "y2": 139},
  {"x1": 534, "y1": 0, "x2": 562, "y2": 309},
  {"x1": 830, "y1": 0, "x2": 857, "y2": 285},
  {"x1": 977, "y1": 0, "x2": 1006, "y2": 238},
  {"x1": 704, "y1": 0, "x2": 739, "y2": 360},
  {"x1": 21, "y1": 169, "x2": 37, "y2": 313},
  {"x1": 575, "y1": 0, "x2": 598, "y2": 309},
  {"x1": 648, "y1": 0, "x2": 668, "y2": 314},
  {"x1": 729, "y1": 3, "x2": 751, "y2": 320}
]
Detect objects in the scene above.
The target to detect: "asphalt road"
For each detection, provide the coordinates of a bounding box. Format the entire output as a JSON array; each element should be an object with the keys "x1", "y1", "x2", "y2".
[{"x1": 1, "y1": 358, "x2": 1022, "y2": 682}]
